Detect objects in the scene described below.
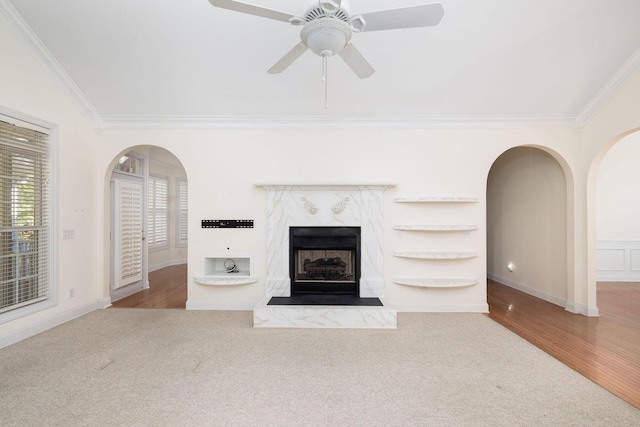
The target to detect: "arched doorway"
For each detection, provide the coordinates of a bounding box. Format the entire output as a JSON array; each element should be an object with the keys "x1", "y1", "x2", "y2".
[
  {"x1": 486, "y1": 146, "x2": 568, "y2": 306},
  {"x1": 106, "y1": 146, "x2": 188, "y2": 307},
  {"x1": 595, "y1": 130, "x2": 640, "y2": 291}
]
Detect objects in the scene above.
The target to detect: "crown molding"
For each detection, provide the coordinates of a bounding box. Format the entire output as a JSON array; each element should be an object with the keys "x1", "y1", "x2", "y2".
[
  {"x1": 100, "y1": 114, "x2": 577, "y2": 130},
  {"x1": 575, "y1": 47, "x2": 640, "y2": 128},
  {"x1": 0, "y1": 0, "x2": 103, "y2": 128}
]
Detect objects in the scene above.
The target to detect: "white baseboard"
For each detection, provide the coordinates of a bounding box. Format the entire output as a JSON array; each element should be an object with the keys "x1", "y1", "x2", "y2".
[
  {"x1": 565, "y1": 302, "x2": 599, "y2": 317},
  {"x1": 394, "y1": 303, "x2": 489, "y2": 313},
  {"x1": 0, "y1": 301, "x2": 101, "y2": 349},
  {"x1": 149, "y1": 259, "x2": 187, "y2": 273},
  {"x1": 488, "y1": 273, "x2": 566, "y2": 308},
  {"x1": 488, "y1": 274, "x2": 601, "y2": 316},
  {"x1": 186, "y1": 300, "x2": 255, "y2": 311},
  {"x1": 98, "y1": 297, "x2": 112, "y2": 309},
  {"x1": 596, "y1": 274, "x2": 640, "y2": 282},
  {"x1": 188, "y1": 300, "x2": 489, "y2": 313}
]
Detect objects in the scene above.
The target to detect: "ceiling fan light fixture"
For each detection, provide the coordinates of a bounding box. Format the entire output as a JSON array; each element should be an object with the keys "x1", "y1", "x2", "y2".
[{"x1": 301, "y1": 18, "x2": 352, "y2": 56}]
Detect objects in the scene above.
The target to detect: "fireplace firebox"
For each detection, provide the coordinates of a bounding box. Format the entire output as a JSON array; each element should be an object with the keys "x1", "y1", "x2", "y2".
[{"x1": 289, "y1": 227, "x2": 361, "y2": 295}]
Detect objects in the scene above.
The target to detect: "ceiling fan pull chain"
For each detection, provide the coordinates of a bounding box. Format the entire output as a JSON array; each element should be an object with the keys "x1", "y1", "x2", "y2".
[
  {"x1": 322, "y1": 55, "x2": 326, "y2": 83},
  {"x1": 323, "y1": 55, "x2": 329, "y2": 109}
]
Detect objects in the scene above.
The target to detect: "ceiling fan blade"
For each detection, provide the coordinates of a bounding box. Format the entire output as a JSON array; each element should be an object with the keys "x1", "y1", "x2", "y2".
[
  {"x1": 208, "y1": 0, "x2": 296, "y2": 23},
  {"x1": 360, "y1": 3, "x2": 444, "y2": 32},
  {"x1": 268, "y1": 42, "x2": 309, "y2": 74},
  {"x1": 338, "y1": 43, "x2": 375, "y2": 79}
]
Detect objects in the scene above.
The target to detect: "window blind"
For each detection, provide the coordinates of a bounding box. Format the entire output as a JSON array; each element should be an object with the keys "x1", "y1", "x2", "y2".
[
  {"x1": 0, "y1": 120, "x2": 50, "y2": 314},
  {"x1": 148, "y1": 175, "x2": 168, "y2": 249},
  {"x1": 176, "y1": 179, "x2": 188, "y2": 247},
  {"x1": 117, "y1": 181, "x2": 143, "y2": 287}
]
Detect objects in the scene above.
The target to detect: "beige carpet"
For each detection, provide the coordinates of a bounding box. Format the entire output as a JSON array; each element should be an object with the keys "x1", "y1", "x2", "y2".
[{"x1": 1, "y1": 309, "x2": 639, "y2": 426}]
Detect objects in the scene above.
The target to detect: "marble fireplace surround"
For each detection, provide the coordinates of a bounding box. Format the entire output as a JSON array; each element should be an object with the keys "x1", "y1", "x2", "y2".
[{"x1": 258, "y1": 185, "x2": 390, "y2": 298}]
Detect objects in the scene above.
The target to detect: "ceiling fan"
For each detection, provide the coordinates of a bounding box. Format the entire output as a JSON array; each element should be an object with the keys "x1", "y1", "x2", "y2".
[{"x1": 208, "y1": 0, "x2": 444, "y2": 79}]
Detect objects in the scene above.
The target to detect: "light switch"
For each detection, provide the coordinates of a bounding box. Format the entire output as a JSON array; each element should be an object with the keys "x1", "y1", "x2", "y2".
[{"x1": 62, "y1": 229, "x2": 75, "y2": 240}]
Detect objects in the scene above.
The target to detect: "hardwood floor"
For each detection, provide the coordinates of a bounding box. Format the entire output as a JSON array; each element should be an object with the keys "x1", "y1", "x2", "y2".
[
  {"x1": 110, "y1": 268, "x2": 640, "y2": 409},
  {"x1": 110, "y1": 264, "x2": 187, "y2": 309},
  {"x1": 487, "y1": 279, "x2": 640, "y2": 409}
]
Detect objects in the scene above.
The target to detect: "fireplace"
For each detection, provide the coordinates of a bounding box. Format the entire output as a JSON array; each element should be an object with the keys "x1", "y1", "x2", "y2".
[
  {"x1": 259, "y1": 185, "x2": 387, "y2": 298},
  {"x1": 289, "y1": 226, "x2": 360, "y2": 295},
  {"x1": 255, "y1": 185, "x2": 396, "y2": 327}
]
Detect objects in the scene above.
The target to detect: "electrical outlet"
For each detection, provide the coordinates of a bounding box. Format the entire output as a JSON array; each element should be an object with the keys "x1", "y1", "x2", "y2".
[
  {"x1": 69, "y1": 288, "x2": 75, "y2": 298},
  {"x1": 62, "y1": 229, "x2": 75, "y2": 239}
]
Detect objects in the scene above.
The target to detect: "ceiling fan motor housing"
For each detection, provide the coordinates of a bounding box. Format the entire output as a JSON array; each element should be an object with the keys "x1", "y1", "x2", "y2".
[
  {"x1": 301, "y1": 17, "x2": 352, "y2": 57},
  {"x1": 304, "y1": 6, "x2": 349, "y2": 23}
]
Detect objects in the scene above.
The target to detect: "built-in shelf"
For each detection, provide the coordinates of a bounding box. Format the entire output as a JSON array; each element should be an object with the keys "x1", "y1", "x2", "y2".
[
  {"x1": 393, "y1": 278, "x2": 478, "y2": 288},
  {"x1": 392, "y1": 251, "x2": 478, "y2": 260},
  {"x1": 195, "y1": 255, "x2": 256, "y2": 286},
  {"x1": 393, "y1": 197, "x2": 478, "y2": 203},
  {"x1": 194, "y1": 276, "x2": 258, "y2": 286},
  {"x1": 393, "y1": 225, "x2": 478, "y2": 232},
  {"x1": 393, "y1": 198, "x2": 478, "y2": 282}
]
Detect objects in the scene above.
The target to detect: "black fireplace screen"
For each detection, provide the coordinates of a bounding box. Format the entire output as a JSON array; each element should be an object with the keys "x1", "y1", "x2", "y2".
[
  {"x1": 295, "y1": 250, "x2": 355, "y2": 283},
  {"x1": 289, "y1": 226, "x2": 360, "y2": 295}
]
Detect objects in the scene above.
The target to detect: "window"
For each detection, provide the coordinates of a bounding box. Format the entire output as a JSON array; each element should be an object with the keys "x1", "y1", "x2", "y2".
[
  {"x1": 0, "y1": 116, "x2": 53, "y2": 318},
  {"x1": 176, "y1": 179, "x2": 188, "y2": 247},
  {"x1": 114, "y1": 154, "x2": 143, "y2": 175},
  {"x1": 147, "y1": 175, "x2": 168, "y2": 250}
]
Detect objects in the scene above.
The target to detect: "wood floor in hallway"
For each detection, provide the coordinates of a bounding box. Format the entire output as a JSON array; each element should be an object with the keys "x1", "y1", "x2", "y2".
[
  {"x1": 110, "y1": 264, "x2": 187, "y2": 309},
  {"x1": 487, "y1": 279, "x2": 640, "y2": 410},
  {"x1": 110, "y1": 267, "x2": 640, "y2": 409}
]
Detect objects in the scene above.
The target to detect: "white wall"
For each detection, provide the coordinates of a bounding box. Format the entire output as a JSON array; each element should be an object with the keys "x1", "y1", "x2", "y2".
[
  {"x1": 0, "y1": 18, "x2": 101, "y2": 347},
  {"x1": 595, "y1": 131, "x2": 640, "y2": 280},
  {"x1": 487, "y1": 147, "x2": 568, "y2": 306},
  {"x1": 596, "y1": 131, "x2": 640, "y2": 240},
  {"x1": 99, "y1": 128, "x2": 579, "y2": 312}
]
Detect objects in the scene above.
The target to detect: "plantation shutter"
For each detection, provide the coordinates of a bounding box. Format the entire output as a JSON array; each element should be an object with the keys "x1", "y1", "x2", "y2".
[
  {"x1": 148, "y1": 175, "x2": 168, "y2": 249},
  {"x1": 0, "y1": 119, "x2": 50, "y2": 314},
  {"x1": 176, "y1": 179, "x2": 188, "y2": 247},
  {"x1": 114, "y1": 179, "x2": 143, "y2": 289}
]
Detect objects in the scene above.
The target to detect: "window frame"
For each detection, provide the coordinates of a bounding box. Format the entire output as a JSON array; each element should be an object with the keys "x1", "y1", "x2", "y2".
[{"x1": 0, "y1": 106, "x2": 57, "y2": 324}]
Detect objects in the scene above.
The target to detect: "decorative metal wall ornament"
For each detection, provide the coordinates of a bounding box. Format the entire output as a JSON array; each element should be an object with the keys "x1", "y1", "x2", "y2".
[
  {"x1": 332, "y1": 197, "x2": 350, "y2": 214},
  {"x1": 301, "y1": 197, "x2": 319, "y2": 215},
  {"x1": 224, "y1": 259, "x2": 239, "y2": 273}
]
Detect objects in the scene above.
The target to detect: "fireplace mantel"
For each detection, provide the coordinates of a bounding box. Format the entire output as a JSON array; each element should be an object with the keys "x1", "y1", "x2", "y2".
[{"x1": 257, "y1": 184, "x2": 393, "y2": 298}]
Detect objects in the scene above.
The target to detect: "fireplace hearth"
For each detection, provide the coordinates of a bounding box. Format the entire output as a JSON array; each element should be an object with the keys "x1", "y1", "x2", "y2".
[{"x1": 289, "y1": 226, "x2": 360, "y2": 295}]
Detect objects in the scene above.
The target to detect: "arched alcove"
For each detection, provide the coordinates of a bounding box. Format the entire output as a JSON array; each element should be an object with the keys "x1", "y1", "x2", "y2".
[
  {"x1": 486, "y1": 146, "x2": 569, "y2": 306},
  {"x1": 102, "y1": 145, "x2": 188, "y2": 306}
]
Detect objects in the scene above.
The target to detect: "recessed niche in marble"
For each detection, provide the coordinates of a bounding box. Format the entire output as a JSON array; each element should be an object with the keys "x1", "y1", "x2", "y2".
[{"x1": 194, "y1": 255, "x2": 257, "y2": 286}]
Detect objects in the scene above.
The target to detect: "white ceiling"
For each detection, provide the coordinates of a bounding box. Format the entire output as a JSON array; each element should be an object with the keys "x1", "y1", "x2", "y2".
[{"x1": 4, "y1": 0, "x2": 640, "y2": 126}]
